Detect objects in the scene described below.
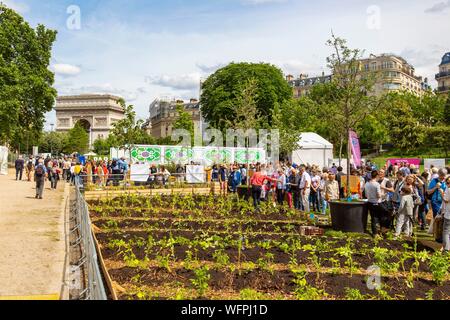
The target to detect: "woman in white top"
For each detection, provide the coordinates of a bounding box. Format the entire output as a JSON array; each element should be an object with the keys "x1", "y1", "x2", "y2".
[{"x1": 442, "y1": 176, "x2": 450, "y2": 252}]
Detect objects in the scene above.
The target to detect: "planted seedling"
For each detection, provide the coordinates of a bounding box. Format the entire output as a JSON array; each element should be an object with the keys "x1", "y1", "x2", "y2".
[
  {"x1": 190, "y1": 266, "x2": 211, "y2": 298},
  {"x1": 429, "y1": 251, "x2": 450, "y2": 286},
  {"x1": 345, "y1": 288, "x2": 366, "y2": 300}
]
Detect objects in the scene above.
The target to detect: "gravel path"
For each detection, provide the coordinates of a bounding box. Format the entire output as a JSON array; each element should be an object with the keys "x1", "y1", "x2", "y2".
[{"x1": 0, "y1": 169, "x2": 68, "y2": 298}]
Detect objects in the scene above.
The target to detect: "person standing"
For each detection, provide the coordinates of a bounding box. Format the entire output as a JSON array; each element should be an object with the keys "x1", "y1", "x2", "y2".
[
  {"x1": 26, "y1": 156, "x2": 34, "y2": 182},
  {"x1": 395, "y1": 187, "x2": 415, "y2": 238},
  {"x1": 428, "y1": 169, "x2": 448, "y2": 217},
  {"x1": 442, "y1": 177, "x2": 450, "y2": 252},
  {"x1": 325, "y1": 173, "x2": 340, "y2": 204},
  {"x1": 299, "y1": 165, "x2": 312, "y2": 213},
  {"x1": 34, "y1": 159, "x2": 47, "y2": 199},
  {"x1": 310, "y1": 170, "x2": 321, "y2": 212},
  {"x1": 219, "y1": 165, "x2": 228, "y2": 196},
  {"x1": 276, "y1": 168, "x2": 286, "y2": 205},
  {"x1": 365, "y1": 170, "x2": 383, "y2": 237},
  {"x1": 250, "y1": 166, "x2": 273, "y2": 208},
  {"x1": 15, "y1": 156, "x2": 25, "y2": 181}
]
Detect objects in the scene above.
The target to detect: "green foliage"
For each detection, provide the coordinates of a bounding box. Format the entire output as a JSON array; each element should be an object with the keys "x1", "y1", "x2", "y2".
[
  {"x1": 173, "y1": 103, "x2": 195, "y2": 145},
  {"x1": 190, "y1": 266, "x2": 211, "y2": 297},
  {"x1": 0, "y1": 4, "x2": 57, "y2": 146},
  {"x1": 93, "y1": 137, "x2": 115, "y2": 156},
  {"x1": 65, "y1": 123, "x2": 89, "y2": 154},
  {"x1": 38, "y1": 131, "x2": 68, "y2": 155},
  {"x1": 345, "y1": 288, "x2": 366, "y2": 300},
  {"x1": 200, "y1": 62, "x2": 292, "y2": 130},
  {"x1": 429, "y1": 252, "x2": 450, "y2": 285},
  {"x1": 271, "y1": 99, "x2": 303, "y2": 155},
  {"x1": 292, "y1": 268, "x2": 327, "y2": 300},
  {"x1": 444, "y1": 93, "x2": 450, "y2": 125},
  {"x1": 240, "y1": 289, "x2": 265, "y2": 300},
  {"x1": 110, "y1": 100, "x2": 156, "y2": 147}
]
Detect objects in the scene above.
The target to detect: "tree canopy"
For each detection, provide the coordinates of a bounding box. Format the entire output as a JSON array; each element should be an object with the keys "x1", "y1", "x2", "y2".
[
  {"x1": 200, "y1": 62, "x2": 292, "y2": 130},
  {"x1": 0, "y1": 4, "x2": 57, "y2": 146}
]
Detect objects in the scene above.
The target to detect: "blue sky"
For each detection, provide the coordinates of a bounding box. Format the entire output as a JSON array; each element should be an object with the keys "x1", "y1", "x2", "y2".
[{"x1": 3, "y1": 0, "x2": 450, "y2": 127}]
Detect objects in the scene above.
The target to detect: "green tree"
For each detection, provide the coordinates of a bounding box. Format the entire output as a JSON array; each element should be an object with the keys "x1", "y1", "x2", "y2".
[
  {"x1": 39, "y1": 131, "x2": 68, "y2": 155},
  {"x1": 200, "y1": 62, "x2": 292, "y2": 130},
  {"x1": 225, "y1": 78, "x2": 261, "y2": 135},
  {"x1": 93, "y1": 137, "x2": 114, "y2": 156},
  {"x1": 173, "y1": 103, "x2": 195, "y2": 145},
  {"x1": 272, "y1": 99, "x2": 304, "y2": 156},
  {"x1": 0, "y1": 4, "x2": 57, "y2": 147},
  {"x1": 444, "y1": 93, "x2": 450, "y2": 125},
  {"x1": 66, "y1": 123, "x2": 89, "y2": 154},
  {"x1": 110, "y1": 99, "x2": 156, "y2": 147},
  {"x1": 385, "y1": 93, "x2": 424, "y2": 152},
  {"x1": 308, "y1": 34, "x2": 384, "y2": 194}
]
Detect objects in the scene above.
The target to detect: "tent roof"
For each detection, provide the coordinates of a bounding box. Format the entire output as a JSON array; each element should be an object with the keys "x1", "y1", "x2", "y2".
[{"x1": 298, "y1": 132, "x2": 333, "y2": 149}]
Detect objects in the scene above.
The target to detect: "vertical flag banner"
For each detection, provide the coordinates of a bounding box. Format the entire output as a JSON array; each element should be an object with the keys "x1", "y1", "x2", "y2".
[{"x1": 349, "y1": 131, "x2": 361, "y2": 168}]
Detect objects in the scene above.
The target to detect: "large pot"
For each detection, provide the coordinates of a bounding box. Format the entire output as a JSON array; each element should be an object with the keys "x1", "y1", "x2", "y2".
[
  {"x1": 329, "y1": 201, "x2": 369, "y2": 233},
  {"x1": 237, "y1": 186, "x2": 252, "y2": 200}
]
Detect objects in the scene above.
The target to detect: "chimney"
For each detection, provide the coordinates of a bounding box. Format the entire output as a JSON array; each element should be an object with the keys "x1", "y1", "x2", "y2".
[{"x1": 286, "y1": 74, "x2": 294, "y2": 82}]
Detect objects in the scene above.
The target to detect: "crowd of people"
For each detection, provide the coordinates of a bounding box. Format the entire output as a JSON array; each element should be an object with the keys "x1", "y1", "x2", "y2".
[{"x1": 15, "y1": 155, "x2": 450, "y2": 251}]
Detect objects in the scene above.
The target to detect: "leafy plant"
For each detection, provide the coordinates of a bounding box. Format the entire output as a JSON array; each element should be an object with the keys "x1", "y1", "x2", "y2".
[
  {"x1": 191, "y1": 266, "x2": 211, "y2": 298},
  {"x1": 240, "y1": 289, "x2": 265, "y2": 300},
  {"x1": 213, "y1": 249, "x2": 230, "y2": 268},
  {"x1": 429, "y1": 252, "x2": 450, "y2": 285},
  {"x1": 345, "y1": 288, "x2": 366, "y2": 300},
  {"x1": 292, "y1": 268, "x2": 327, "y2": 300}
]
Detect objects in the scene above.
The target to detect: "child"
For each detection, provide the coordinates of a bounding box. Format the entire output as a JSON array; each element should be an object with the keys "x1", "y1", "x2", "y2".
[{"x1": 395, "y1": 187, "x2": 414, "y2": 237}]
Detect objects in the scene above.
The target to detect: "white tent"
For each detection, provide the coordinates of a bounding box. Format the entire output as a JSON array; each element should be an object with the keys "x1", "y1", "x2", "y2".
[{"x1": 291, "y1": 133, "x2": 334, "y2": 169}]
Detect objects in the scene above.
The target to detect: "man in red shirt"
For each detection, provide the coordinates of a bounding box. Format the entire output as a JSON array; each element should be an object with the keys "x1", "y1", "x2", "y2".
[{"x1": 251, "y1": 166, "x2": 274, "y2": 208}]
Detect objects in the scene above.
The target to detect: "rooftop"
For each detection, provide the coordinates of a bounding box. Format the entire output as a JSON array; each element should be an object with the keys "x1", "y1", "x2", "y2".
[
  {"x1": 56, "y1": 94, "x2": 123, "y2": 101},
  {"x1": 440, "y1": 52, "x2": 450, "y2": 66}
]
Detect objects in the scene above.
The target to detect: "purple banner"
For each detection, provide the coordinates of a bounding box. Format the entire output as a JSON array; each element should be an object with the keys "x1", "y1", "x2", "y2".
[{"x1": 349, "y1": 131, "x2": 361, "y2": 168}]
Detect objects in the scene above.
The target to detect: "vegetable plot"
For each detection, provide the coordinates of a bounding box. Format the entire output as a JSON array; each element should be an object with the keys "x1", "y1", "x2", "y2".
[{"x1": 88, "y1": 194, "x2": 450, "y2": 300}]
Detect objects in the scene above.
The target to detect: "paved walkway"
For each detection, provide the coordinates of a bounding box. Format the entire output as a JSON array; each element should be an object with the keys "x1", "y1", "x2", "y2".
[{"x1": 0, "y1": 169, "x2": 68, "y2": 299}]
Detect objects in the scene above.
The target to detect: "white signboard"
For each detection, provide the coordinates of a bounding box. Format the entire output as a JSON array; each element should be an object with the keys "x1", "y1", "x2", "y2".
[
  {"x1": 186, "y1": 165, "x2": 205, "y2": 184},
  {"x1": 130, "y1": 163, "x2": 150, "y2": 182},
  {"x1": 0, "y1": 146, "x2": 8, "y2": 175},
  {"x1": 424, "y1": 159, "x2": 446, "y2": 170},
  {"x1": 32, "y1": 146, "x2": 39, "y2": 156}
]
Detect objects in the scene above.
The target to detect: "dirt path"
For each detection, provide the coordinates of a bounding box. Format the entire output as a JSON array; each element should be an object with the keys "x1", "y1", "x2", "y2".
[{"x1": 0, "y1": 169, "x2": 68, "y2": 298}]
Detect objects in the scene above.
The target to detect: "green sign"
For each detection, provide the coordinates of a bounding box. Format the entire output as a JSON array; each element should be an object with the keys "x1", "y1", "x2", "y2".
[{"x1": 131, "y1": 146, "x2": 162, "y2": 163}]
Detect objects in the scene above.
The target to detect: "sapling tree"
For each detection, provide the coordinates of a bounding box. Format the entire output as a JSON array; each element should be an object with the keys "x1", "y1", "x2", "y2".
[{"x1": 310, "y1": 34, "x2": 384, "y2": 196}]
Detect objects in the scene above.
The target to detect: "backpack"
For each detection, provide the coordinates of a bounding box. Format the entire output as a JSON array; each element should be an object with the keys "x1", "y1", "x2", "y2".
[{"x1": 35, "y1": 166, "x2": 44, "y2": 177}]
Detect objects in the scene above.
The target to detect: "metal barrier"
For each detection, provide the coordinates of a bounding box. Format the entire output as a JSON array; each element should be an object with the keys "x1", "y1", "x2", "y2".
[
  {"x1": 71, "y1": 176, "x2": 108, "y2": 300},
  {"x1": 77, "y1": 173, "x2": 214, "y2": 190}
]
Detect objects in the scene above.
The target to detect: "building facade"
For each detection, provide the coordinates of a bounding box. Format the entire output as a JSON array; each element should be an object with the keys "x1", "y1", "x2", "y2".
[
  {"x1": 146, "y1": 98, "x2": 202, "y2": 139},
  {"x1": 436, "y1": 52, "x2": 450, "y2": 96},
  {"x1": 288, "y1": 54, "x2": 430, "y2": 98},
  {"x1": 55, "y1": 94, "x2": 125, "y2": 148},
  {"x1": 357, "y1": 54, "x2": 431, "y2": 96},
  {"x1": 287, "y1": 73, "x2": 332, "y2": 98}
]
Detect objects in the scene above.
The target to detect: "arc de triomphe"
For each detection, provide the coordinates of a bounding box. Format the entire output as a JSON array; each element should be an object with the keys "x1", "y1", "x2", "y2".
[{"x1": 55, "y1": 94, "x2": 125, "y2": 148}]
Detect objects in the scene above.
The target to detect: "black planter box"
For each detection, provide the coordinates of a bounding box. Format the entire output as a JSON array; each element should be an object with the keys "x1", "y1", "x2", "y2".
[{"x1": 329, "y1": 201, "x2": 369, "y2": 234}]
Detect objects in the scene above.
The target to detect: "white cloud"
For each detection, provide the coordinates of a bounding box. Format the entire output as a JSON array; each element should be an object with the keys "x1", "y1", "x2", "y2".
[
  {"x1": 425, "y1": 1, "x2": 450, "y2": 13},
  {"x1": 196, "y1": 62, "x2": 227, "y2": 74},
  {"x1": 51, "y1": 64, "x2": 81, "y2": 77},
  {"x1": 56, "y1": 83, "x2": 140, "y2": 102},
  {"x1": 241, "y1": 0, "x2": 287, "y2": 5},
  {"x1": 145, "y1": 73, "x2": 202, "y2": 91},
  {"x1": 1, "y1": 0, "x2": 29, "y2": 13}
]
